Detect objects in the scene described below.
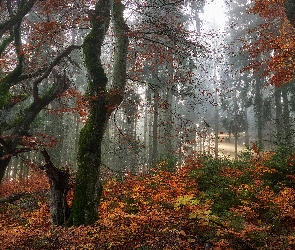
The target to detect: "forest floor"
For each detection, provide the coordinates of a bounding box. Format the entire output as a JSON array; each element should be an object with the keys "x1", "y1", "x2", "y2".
[{"x1": 1, "y1": 149, "x2": 295, "y2": 249}]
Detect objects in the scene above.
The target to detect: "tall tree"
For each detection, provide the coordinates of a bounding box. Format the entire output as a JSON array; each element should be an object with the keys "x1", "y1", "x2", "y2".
[
  {"x1": 248, "y1": 0, "x2": 295, "y2": 147},
  {"x1": 67, "y1": 0, "x2": 129, "y2": 226}
]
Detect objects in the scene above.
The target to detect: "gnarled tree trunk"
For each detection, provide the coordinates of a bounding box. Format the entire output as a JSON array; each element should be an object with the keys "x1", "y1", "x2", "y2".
[{"x1": 40, "y1": 149, "x2": 70, "y2": 226}]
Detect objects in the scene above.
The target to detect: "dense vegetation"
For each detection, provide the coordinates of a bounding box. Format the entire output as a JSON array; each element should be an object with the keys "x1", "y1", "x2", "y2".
[{"x1": 1, "y1": 147, "x2": 295, "y2": 249}]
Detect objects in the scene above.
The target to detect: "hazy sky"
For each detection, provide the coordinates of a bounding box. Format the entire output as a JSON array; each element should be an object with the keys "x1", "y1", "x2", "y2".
[{"x1": 200, "y1": 0, "x2": 227, "y2": 31}]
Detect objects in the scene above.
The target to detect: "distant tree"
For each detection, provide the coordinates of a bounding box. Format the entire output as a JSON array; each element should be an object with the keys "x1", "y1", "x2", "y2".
[
  {"x1": 248, "y1": 0, "x2": 295, "y2": 147},
  {"x1": 222, "y1": 0, "x2": 261, "y2": 149}
]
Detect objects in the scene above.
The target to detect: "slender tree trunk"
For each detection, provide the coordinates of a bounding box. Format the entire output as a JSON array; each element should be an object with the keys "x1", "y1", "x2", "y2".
[
  {"x1": 254, "y1": 76, "x2": 263, "y2": 148},
  {"x1": 233, "y1": 89, "x2": 238, "y2": 158},
  {"x1": 74, "y1": 113, "x2": 80, "y2": 169},
  {"x1": 12, "y1": 157, "x2": 18, "y2": 179},
  {"x1": 274, "y1": 86, "x2": 283, "y2": 145},
  {"x1": 144, "y1": 102, "x2": 148, "y2": 166},
  {"x1": 244, "y1": 106, "x2": 250, "y2": 147},
  {"x1": 162, "y1": 61, "x2": 174, "y2": 156},
  {"x1": 164, "y1": 88, "x2": 173, "y2": 154},
  {"x1": 282, "y1": 85, "x2": 291, "y2": 146},
  {"x1": 214, "y1": 104, "x2": 219, "y2": 158},
  {"x1": 150, "y1": 55, "x2": 160, "y2": 165},
  {"x1": 147, "y1": 87, "x2": 153, "y2": 167},
  {"x1": 152, "y1": 91, "x2": 159, "y2": 165}
]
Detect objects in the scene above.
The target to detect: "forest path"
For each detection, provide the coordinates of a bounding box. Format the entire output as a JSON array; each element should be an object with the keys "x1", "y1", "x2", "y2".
[{"x1": 216, "y1": 141, "x2": 246, "y2": 158}]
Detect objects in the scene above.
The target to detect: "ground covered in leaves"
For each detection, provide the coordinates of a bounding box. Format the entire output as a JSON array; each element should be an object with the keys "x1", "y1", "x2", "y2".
[{"x1": 1, "y1": 148, "x2": 295, "y2": 249}]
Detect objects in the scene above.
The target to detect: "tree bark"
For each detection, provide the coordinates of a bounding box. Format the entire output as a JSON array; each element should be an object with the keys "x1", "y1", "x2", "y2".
[{"x1": 0, "y1": 137, "x2": 13, "y2": 181}]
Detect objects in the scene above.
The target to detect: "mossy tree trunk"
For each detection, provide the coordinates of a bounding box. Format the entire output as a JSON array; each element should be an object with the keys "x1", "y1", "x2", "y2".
[
  {"x1": 67, "y1": 0, "x2": 128, "y2": 226},
  {"x1": 284, "y1": 0, "x2": 295, "y2": 27}
]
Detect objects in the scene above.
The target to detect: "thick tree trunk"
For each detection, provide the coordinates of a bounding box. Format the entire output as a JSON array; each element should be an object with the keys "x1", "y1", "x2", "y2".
[
  {"x1": 48, "y1": 174, "x2": 70, "y2": 225},
  {"x1": 66, "y1": 0, "x2": 111, "y2": 226},
  {"x1": 68, "y1": 106, "x2": 108, "y2": 226},
  {"x1": 67, "y1": 0, "x2": 128, "y2": 226}
]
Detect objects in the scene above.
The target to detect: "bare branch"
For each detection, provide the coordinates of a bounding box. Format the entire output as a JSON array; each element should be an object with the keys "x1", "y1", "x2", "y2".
[
  {"x1": 11, "y1": 71, "x2": 72, "y2": 148},
  {"x1": 32, "y1": 45, "x2": 81, "y2": 103},
  {"x1": 0, "y1": 0, "x2": 37, "y2": 39}
]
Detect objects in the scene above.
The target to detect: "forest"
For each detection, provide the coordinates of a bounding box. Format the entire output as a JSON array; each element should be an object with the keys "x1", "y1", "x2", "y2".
[{"x1": 1, "y1": 0, "x2": 295, "y2": 249}]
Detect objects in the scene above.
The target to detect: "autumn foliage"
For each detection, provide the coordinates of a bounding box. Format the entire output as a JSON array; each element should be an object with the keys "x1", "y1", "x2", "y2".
[
  {"x1": 246, "y1": 0, "x2": 295, "y2": 86},
  {"x1": 1, "y1": 149, "x2": 295, "y2": 249}
]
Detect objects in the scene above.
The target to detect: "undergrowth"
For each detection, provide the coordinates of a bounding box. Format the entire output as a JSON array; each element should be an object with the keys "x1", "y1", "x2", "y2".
[{"x1": 1, "y1": 148, "x2": 295, "y2": 249}]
